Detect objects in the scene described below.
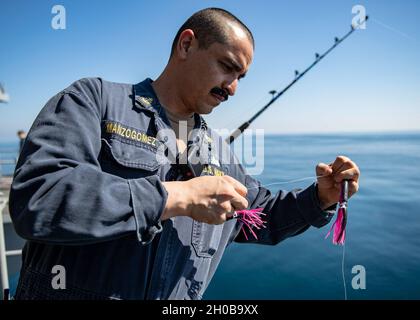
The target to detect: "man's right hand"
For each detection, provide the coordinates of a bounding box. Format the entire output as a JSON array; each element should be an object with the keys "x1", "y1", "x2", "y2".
[{"x1": 161, "y1": 175, "x2": 248, "y2": 224}]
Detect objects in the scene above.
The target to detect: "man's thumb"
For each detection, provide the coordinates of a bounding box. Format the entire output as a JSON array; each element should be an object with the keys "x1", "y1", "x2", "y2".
[{"x1": 316, "y1": 162, "x2": 332, "y2": 176}]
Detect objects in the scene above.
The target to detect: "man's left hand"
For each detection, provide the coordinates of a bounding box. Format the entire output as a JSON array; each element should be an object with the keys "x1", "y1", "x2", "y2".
[{"x1": 316, "y1": 156, "x2": 360, "y2": 210}]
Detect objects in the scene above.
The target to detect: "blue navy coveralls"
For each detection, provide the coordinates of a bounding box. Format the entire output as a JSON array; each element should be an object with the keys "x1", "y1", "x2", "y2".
[{"x1": 9, "y1": 78, "x2": 336, "y2": 300}]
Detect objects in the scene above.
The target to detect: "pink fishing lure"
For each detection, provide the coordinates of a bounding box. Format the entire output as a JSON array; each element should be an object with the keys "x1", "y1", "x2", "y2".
[
  {"x1": 325, "y1": 180, "x2": 349, "y2": 245},
  {"x1": 233, "y1": 208, "x2": 267, "y2": 240}
]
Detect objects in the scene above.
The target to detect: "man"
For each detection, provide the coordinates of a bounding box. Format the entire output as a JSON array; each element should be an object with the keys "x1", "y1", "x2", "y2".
[
  {"x1": 9, "y1": 8, "x2": 360, "y2": 300},
  {"x1": 16, "y1": 130, "x2": 27, "y2": 153}
]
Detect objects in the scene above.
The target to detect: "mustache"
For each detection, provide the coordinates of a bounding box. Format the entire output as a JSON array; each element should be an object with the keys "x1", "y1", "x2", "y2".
[{"x1": 210, "y1": 87, "x2": 229, "y2": 101}]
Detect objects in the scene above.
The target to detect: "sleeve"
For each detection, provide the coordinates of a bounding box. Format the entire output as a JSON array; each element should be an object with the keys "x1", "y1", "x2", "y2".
[
  {"x1": 9, "y1": 78, "x2": 168, "y2": 246},
  {"x1": 233, "y1": 172, "x2": 337, "y2": 245}
]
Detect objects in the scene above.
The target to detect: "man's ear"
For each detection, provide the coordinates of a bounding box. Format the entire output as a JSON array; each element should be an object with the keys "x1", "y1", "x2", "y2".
[{"x1": 176, "y1": 29, "x2": 196, "y2": 60}]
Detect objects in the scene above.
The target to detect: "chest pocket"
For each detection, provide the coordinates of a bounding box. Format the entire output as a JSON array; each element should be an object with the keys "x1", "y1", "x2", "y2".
[
  {"x1": 100, "y1": 138, "x2": 161, "y2": 179},
  {"x1": 192, "y1": 221, "x2": 224, "y2": 258}
]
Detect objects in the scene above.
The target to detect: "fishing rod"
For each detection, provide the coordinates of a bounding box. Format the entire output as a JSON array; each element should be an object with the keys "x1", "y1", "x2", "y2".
[{"x1": 226, "y1": 16, "x2": 369, "y2": 144}]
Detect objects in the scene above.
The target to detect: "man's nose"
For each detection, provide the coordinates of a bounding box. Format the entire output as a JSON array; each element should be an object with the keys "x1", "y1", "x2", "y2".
[{"x1": 223, "y1": 79, "x2": 238, "y2": 97}]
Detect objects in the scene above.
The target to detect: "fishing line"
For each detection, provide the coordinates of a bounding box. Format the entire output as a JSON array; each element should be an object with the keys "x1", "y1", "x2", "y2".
[
  {"x1": 247, "y1": 173, "x2": 332, "y2": 190},
  {"x1": 238, "y1": 172, "x2": 349, "y2": 300},
  {"x1": 342, "y1": 240, "x2": 347, "y2": 300},
  {"x1": 219, "y1": 17, "x2": 365, "y2": 300},
  {"x1": 370, "y1": 17, "x2": 415, "y2": 41},
  {"x1": 226, "y1": 16, "x2": 369, "y2": 145}
]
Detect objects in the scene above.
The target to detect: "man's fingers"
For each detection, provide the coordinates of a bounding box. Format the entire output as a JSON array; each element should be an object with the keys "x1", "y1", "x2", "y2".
[
  {"x1": 348, "y1": 180, "x2": 359, "y2": 197},
  {"x1": 316, "y1": 162, "x2": 333, "y2": 178},
  {"x1": 229, "y1": 191, "x2": 249, "y2": 212},
  {"x1": 335, "y1": 180, "x2": 359, "y2": 196},
  {"x1": 331, "y1": 155, "x2": 352, "y2": 173},
  {"x1": 331, "y1": 156, "x2": 360, "y2": 182},
  {"x1": 223, "y1": 175, "x2": 248, "y2": 197},
  {"x1": 224, "y1": 192, "x2": 248, "y2": 223},
  {"x1": 334, "y1": 168, "x2": 360, "y2": 183},
  {"x1": 218, "y1": 201, "x2": 237, "y2": 224},
  {"x1": 219, "y1": 201, "x2": 233, "y2": 214}
]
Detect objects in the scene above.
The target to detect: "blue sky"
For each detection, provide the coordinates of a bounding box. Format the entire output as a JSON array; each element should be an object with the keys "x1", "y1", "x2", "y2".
[{"x1": 1, "y1": 0, "x2": 419, "y2": 141}]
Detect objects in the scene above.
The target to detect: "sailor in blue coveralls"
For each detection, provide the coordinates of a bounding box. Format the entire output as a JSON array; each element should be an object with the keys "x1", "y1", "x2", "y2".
[{"x1": 9, "y1": 8, "x2": 360, "y2": 300}]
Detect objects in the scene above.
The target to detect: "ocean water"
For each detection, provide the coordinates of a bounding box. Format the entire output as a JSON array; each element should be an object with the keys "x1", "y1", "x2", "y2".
[
  {"x1": 205, "y1": 132, "x2": 420, "y2": 300},
  {"x1": 0, "y1": 142, "x2": 18, "y2": 177},
  {"x1": 1, "y1": 133, "x2": 420, "y2": 299}
]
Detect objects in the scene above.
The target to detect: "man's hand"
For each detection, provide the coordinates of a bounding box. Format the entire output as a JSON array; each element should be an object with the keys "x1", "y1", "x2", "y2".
[
  {"x1": 161, "y1": 175, "x2": 248, "y2": 224},
  {"x1": 316, "y1": 156, "x2": 360, "y2": 210}
]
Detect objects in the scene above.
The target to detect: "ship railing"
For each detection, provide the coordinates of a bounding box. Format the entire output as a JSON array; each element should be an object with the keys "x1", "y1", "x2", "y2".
[{"x1": 0, "y1": 158, "x2": 21, "y2": 300}]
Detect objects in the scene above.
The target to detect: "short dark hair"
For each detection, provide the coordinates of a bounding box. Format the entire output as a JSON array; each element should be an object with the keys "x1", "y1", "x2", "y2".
[{"x1": 170, "y1": 8, "x2": 254, "y2": 57}]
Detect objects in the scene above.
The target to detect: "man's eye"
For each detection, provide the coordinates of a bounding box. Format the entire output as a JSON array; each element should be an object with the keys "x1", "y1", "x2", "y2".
[{"x1": 220, "y1": 62, "x2": 233, "y2": 72}]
